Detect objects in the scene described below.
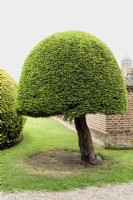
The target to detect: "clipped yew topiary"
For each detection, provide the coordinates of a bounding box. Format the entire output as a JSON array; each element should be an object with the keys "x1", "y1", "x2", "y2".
[
  {"x1": 0, "y1": 69, "x2": 24, "y2": 149},
  {"x1": 17, "y1": 31, "x2": 127, "y2": 164}
]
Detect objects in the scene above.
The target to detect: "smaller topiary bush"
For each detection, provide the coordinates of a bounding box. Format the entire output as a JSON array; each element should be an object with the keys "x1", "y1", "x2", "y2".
[{"x1": 0, "y1": 69, "x2": 25, "y2": 149}]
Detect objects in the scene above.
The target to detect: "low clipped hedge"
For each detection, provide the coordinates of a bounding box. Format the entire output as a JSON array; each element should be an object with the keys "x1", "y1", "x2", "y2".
[
  {"x1": 16, "y1": 31, "x2": 127, "y2": 119},
  {"x1": 0, "y1": 69, "x2": 25, "y2": 149}
]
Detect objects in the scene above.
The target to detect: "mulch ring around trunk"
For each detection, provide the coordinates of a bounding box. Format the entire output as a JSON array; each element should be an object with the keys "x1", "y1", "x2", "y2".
[{"x1": 27, "y1": 149, "x2": 110, "y2": 175}]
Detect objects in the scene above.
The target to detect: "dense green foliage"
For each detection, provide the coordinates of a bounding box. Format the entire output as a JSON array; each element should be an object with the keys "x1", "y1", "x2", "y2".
[
  {"x1": 1, "y1": 117, "x2": 133, "y2": 192},
  {"x1": 0, "y1": 69, "x2": 24, "y2": 148},
  {"x1": 17, "y1": 31, "x2": 127, "y2": 119}
]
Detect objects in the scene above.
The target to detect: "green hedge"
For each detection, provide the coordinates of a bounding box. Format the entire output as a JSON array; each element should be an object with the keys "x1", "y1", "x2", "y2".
[
  {"x1": 0, "y1": 69, "x2": 25, "y2": 149},
  {"x1": 16, "y1": 31, "x2": 127, "y2": 119}
]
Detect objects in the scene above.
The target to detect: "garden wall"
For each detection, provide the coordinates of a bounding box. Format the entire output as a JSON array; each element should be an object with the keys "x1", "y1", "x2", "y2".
[{"x1": 86, "y1": 84, "x2": 133, "y2": 149}]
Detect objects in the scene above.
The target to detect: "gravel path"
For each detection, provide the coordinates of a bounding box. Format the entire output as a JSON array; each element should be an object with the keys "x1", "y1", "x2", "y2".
[{"x1": 1, "y1": 183, "x2": 133, "y2": 200}]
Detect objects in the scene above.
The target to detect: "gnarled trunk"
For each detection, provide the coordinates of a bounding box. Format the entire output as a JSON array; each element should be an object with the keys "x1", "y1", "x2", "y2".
[{"x1": 74, "y1": 115, "x2": 102, "y2": 165}]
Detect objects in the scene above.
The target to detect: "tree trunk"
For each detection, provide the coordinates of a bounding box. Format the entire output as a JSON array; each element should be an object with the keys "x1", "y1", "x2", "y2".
[{"x1": 74, "y1": 115, "x2": 102, "y2": 165}]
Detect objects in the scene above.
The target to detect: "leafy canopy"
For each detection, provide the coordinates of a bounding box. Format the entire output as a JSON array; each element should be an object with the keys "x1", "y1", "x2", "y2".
[{"x1": 17, "y1": 31, "x2": 127, "y2": 119}]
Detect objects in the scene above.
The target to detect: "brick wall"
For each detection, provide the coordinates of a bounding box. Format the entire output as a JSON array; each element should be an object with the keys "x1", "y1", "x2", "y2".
[
  {"x1": 87, "y1": 86, "x2": 133, "y2": 149},
  {"x1": 86, "y1": 114, "x2": 106, "y2": 145},
  {"x1": 105, "y1": 86, "x2": 133, "y2": 149}
]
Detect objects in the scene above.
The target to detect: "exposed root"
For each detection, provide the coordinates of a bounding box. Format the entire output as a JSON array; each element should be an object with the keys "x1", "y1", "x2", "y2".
[
  {"x1": 80, "y1": 155, "x2": 103, "y2": 166},
  {"x1": 89, "y1": 155, "x2": 103, "y2": 165}
]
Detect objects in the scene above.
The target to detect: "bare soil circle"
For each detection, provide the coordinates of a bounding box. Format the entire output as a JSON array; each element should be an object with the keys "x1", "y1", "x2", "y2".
[{"x1": 27, "y1": 149, "x2": 108, "y2": 174}]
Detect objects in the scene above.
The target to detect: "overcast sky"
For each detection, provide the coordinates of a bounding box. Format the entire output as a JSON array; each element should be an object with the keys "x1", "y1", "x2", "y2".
[{"x1": 1, "y1": 0, "x2": 133, "y2": 81}]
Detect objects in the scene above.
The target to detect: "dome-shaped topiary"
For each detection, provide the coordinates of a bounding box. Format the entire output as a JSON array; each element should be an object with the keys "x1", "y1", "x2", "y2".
[
  {"x1": 0, "y1": 69, "x2": 25, "y2": 149},
  {"x1": 16, "y1": 31, "x2": 127, "y2": 119},
  {"x1": 16, "y1": 31, "x2": 128, "y2": 164}
]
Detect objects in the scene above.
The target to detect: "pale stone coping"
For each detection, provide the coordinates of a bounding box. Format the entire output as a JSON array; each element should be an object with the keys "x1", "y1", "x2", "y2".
[{"x1": 124, "y1": 77, "x2": 133, "y2": 86}]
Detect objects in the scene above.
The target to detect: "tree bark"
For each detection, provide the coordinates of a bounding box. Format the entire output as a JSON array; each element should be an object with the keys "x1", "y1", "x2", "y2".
[{"x1": 74, "y1": 115, "x2": 102, "y2": 165}]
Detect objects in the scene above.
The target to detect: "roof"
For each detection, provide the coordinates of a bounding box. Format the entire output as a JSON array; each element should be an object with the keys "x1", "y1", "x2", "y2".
[{"x1": 121, "y1": 55, "x2": 132, "y2": 63}]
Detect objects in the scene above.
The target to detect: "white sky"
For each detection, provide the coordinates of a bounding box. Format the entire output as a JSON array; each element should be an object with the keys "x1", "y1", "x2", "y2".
[{"x1": 0, "y1": 0, "x2": 133, "y2": 81}]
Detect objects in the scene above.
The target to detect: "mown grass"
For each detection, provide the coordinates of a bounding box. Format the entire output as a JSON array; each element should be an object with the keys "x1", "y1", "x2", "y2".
[{"x1": 1, "y1": 117, "x2": 133, "y2": 192}]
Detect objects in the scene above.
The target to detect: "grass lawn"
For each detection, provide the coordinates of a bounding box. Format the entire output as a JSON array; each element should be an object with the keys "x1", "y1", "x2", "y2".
[{"x1": 1, "y1": 117, "x2": 133, "y2": 192}]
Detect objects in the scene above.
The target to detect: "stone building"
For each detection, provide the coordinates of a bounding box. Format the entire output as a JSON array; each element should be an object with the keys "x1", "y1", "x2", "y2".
[{"x1": 86, "y1": 56, "x2": 133, "y2": 149}]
